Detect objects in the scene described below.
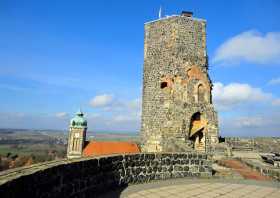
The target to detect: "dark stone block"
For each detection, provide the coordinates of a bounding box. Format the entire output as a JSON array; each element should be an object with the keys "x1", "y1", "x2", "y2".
[
  {"x1": 151, "y1": 160, "x2": 159, "y2": 167},
  {"x1": 147, "y1": 167, "x2": 153, "y2": 173},
  {"x1": 192, "y1": 153, "x2": 197, "y2": 159},
  {"x1": 155, "y1": 173, "x2": 161, "y2": 180},
  {"x1": 150, "y1": 173, "x2": 156, "y2": 180},
  {"x1": 135, "y1": 160, "x2": 141, "y2": 166},
  {"x1": 173, "y1": 154, "x2": 178, "y2": 159},
  {"x1": 157, "y1": 165, "x2": 162, "y2": 172},
  {"x1": 183, "y1": 166, "x2": 189, "y2": 171},
  {"x1": 140, "y1": 160, "x2": 145, "y2": 166},
  {"x1": 135, "y1": 167, "x2": 141, "y2": 175},
  {"x1": 145, "y1": 160, "x2": 150, "y2": 166},
  {"x1": 199, "y1": 167, "x2": 205, "y2": 172},
  {"x1": 195, "y1": 160, "x2": 199, "y2": 165},
  {"x1": 145, "y1": 153, "x2": 155, "y2": 160},
  {"x1": 165, "y1": 158, "x2": 171, "y2": 165},
  {"x1": 153, "y1": 166, "x2": 157, "y2": 172},
  {"x1": 193, "y1": 172, "x2": 201, "y2": 177},
  {"x1": 168, "y1": 166, "x2": 173, "y2": 172},
  {"x1": 174, "y1": 165, "x2": 183, "y2": 171}
]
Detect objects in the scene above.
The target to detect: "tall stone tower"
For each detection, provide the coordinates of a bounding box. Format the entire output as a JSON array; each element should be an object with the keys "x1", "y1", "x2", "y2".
[
  {"x1": 67, "y1": 110, "x2": 87, "y2": 159},
  {"x1": 141, "y1": 11, "x2": 219, "y2": 153}
]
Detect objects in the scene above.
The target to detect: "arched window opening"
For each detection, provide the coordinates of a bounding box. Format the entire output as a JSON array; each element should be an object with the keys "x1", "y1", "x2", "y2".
[
  {"x1": 187, "y1": 69, "x2": 191, "y2": 79},
  {"x1": 160, "y1": 82, "x2": 168, "y2": 89},
  {"x1": 198, "y1": 84, "x2": 205, "y2": 103}
]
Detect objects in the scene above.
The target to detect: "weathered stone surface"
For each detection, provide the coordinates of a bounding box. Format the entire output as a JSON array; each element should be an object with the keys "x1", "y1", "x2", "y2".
[
  {"x1": 141, "y1": 14, "x2": 219, "y2": 153},
  {"x1": 0, "y1": 153, "x2": 212, "y2": 197}
]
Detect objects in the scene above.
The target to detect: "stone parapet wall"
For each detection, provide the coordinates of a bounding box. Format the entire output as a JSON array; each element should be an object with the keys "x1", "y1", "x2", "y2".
[{"x1": 0, "y1": 152, "x2": 212, "y2": 197}]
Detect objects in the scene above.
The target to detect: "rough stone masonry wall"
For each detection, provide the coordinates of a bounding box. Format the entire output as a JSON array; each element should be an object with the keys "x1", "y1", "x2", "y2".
[
  {"x1": 0, "y1": 153, "x2": 212, "y2": 198},
  {"x1": 141, "y1": 15, "x2": 219, "y2": 153}
]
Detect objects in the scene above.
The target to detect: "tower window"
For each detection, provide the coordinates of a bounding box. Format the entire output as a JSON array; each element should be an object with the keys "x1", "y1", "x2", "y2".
[
  {"x1": 198, "y1": 84, "x2": 205, "y2": 103},
  {"x1": 161, "y1": 82, "x2": 168, "y2": 89}
]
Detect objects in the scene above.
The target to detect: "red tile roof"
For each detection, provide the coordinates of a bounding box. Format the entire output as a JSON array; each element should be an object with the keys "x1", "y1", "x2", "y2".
[{"x1": 82, "y1": 141, "x2": 140, "y2": 157}]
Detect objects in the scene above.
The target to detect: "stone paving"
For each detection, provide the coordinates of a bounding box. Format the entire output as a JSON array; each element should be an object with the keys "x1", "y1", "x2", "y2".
[{"x1": 116, "y1": 179, "x2": 280, "y2": 198}]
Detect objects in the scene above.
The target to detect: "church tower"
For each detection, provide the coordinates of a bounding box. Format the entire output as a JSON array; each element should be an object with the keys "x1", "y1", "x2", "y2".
[
  {"x1": 140, "y1": 11, "x2": 219, "y2": 153},
  {"x1": 67, "y1": 110, "x2": 87, "y2": 159}
]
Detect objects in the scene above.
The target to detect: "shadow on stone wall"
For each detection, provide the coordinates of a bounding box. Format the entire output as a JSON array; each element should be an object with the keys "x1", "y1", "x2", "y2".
[{"x1": 0, "y1": 153, "x2": 212, "y2": 198}]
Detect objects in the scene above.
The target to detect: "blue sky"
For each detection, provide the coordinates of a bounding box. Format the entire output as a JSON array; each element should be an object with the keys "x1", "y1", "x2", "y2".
[{"x1": 0, "y1": 0, "x2": 280, "y2": 136}]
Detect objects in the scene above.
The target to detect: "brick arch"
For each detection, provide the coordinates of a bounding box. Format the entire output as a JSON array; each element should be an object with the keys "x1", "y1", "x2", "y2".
[
  {"x1": 188, "y1": 112, "x2": 208, "y2": 152},
  {"x1": 186, "y1": 66, "x2": 210, "y2": 91}
]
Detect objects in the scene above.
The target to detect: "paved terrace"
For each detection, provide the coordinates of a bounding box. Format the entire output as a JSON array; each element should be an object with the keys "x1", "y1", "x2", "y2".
[{"x1": 109, "y1": 179, "x2": 280, "y2": 198}]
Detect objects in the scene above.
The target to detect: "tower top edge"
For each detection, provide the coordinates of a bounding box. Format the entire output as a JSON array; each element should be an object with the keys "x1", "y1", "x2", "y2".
[{"x1": 144, "y1": 15, "x2": 206, "y2": 25}]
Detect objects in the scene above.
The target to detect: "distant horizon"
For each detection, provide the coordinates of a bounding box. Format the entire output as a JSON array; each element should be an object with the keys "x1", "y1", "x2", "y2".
[{"x1": 0, "y1": 127, "x2": 279, "y2": 138}]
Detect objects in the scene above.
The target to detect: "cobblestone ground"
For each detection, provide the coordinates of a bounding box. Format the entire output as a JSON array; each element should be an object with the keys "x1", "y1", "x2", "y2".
[{"x1": 114, "y1": 179, "x2": 280, "y2": 198}]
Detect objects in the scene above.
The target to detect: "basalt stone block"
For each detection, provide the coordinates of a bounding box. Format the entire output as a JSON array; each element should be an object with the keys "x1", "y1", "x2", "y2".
[
  {"x1": 162, "y1": 166, "x2": 168, "y2": 172},
  {"x1": 155, "y1": 173, "x2": 161, "y2": 180},
  {"x1": 145, "y1": 153, "x2": 156, "y2": 160},
  {"x1": 151, "y1": 160, "x2": 159, "y2": 167},
  {"x1": 193, "y1": 172, "x2": 201, "y2": 177},
  {"x1": 194, "y1": 160, "x2": 199, "y2": 165},
  {"x1": 165, "y1": 158, "x2": 171, "y2": 165},
  {"x1": 192, "y1": 153, "x2": 197, "y2": 159},
  {"x1": 168, "y1": 166, "x2": 173, "y2": 172},
  {"x1": 199, "y1": 166, "x2": 205, "y2": 172},
  {"x1": 172, "y1": 154, "x2": 179, "y2": 159},
  {"x1": 110, "y1": 155, "x2": 123, "y2": 162},
  {"x1": 147, "y1": 166, "x2": 153, "y2": 173},
  {"x1": 183, "y1": 166, "x2": 189, "y2": 171},
  {"x1": 157, "y1": 165, "x2": 162, "y2": 172},
  {"x1": 174, "y1": 165, "x2": 183, "y2": 171}
]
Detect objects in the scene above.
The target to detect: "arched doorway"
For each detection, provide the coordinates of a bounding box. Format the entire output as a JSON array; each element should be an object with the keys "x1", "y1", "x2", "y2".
[{"x1": 189, "y1": 112, "x2": 206, "y2": 152}]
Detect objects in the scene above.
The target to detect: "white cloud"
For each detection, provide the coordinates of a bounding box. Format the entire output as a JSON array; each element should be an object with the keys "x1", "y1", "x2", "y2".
[
  {"x1": 55, "y1": 112, "x2": 68, "y2": 118},
  {"x1": 213, "y1": 30, "x2": 280, "y2": 65},
  {"x1": 89, "y1": 94, "x2": 114, "y2": 107},
  {"x1": 220, "y1": 113, "x2": 280, "y2": 137},
  {"x1": 268, "y1": 77, "x2": 280, "y2": 85},
  {"x1": 234, "y1": 116, "x2": 266, "y2": 128},
  {"x1": 213, "y1": 82, "x2": 272, "y2": 110},
  {"x1": 87, "y1": 96, "x2": 142, "y2": 132}
]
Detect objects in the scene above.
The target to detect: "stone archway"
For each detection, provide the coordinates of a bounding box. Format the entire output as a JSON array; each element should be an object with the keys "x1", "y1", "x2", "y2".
[{"x1": 189, "y1": 112, "x2": 206, "y2": 152}]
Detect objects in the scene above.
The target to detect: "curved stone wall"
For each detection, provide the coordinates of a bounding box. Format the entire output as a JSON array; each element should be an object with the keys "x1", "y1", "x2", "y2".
[{"x1": 0, "y1": 153, "x2": 212, "y2": 198}]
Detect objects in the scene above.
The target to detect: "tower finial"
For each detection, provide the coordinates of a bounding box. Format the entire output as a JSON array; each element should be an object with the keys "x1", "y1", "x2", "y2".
[{"x1": 159, "y1": 5, "x2": 162, "y2": 18}]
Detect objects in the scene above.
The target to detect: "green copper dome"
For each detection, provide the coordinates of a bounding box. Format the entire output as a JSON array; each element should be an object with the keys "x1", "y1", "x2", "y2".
[{"x1": 70, "y1": 110, "x2": 87, "y2": 128}]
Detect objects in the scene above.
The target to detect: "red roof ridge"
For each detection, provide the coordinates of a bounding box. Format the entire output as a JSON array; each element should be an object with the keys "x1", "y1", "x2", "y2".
[{"x1": 82, "y1": 140, "x2": 140, "y2": 157}]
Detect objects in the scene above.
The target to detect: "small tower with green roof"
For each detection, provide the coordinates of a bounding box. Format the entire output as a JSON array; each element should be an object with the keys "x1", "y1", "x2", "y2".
[{"x1": 67, "y1": 110, "x2": 87, "y2": 159}]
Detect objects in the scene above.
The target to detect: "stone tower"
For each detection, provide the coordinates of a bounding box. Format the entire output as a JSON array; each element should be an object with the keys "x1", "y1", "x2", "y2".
[
  {"x1": 67, "y1": 110, "x2": 87, "y2": 159},
  {"x1": 140, "y1": 11, "x2": 219, "y2": 153}
]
